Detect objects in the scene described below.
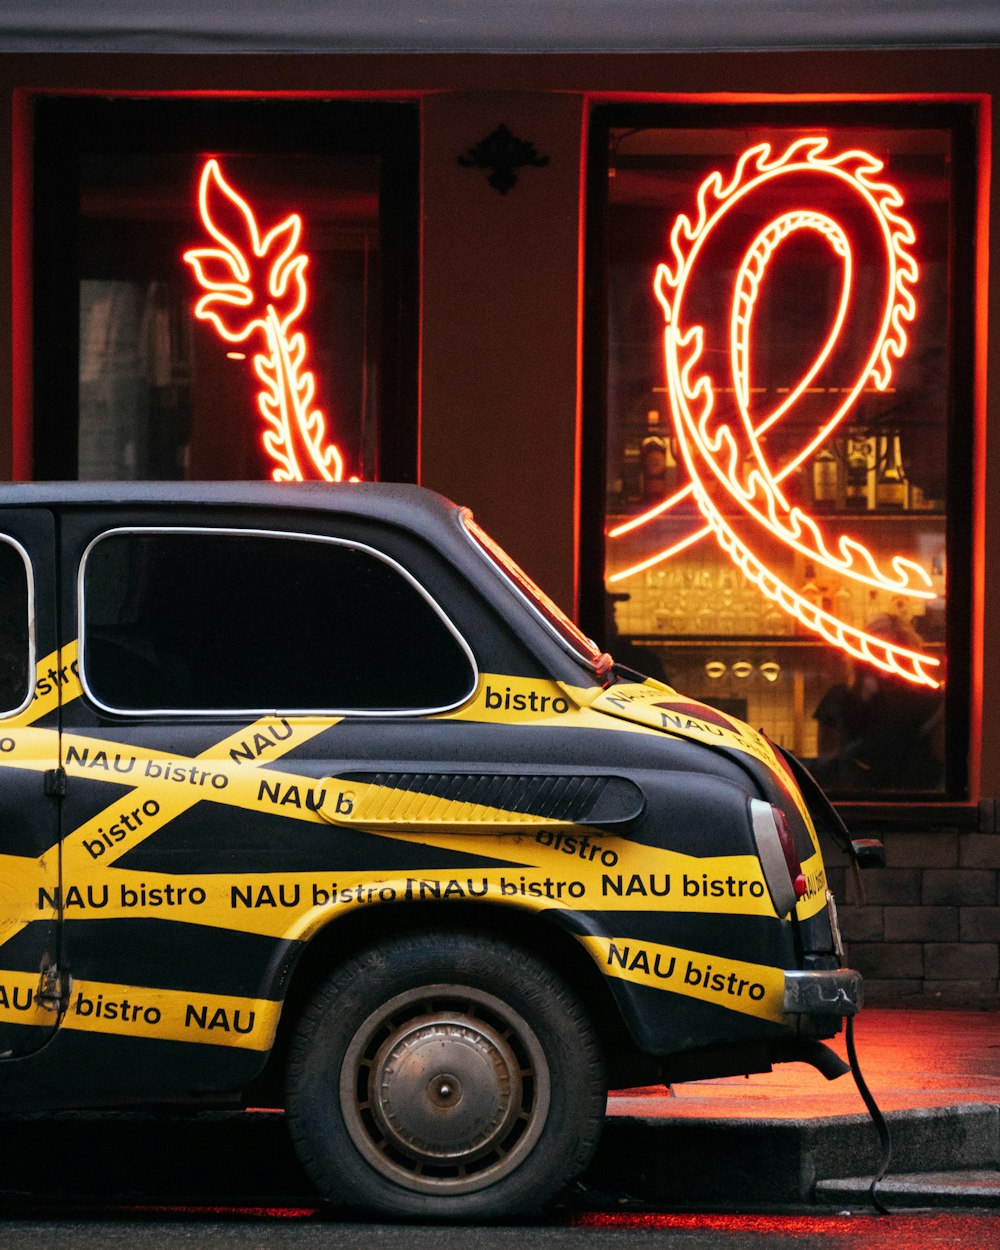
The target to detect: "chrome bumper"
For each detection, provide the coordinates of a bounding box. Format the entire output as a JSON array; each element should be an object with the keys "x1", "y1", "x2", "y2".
[{"x1": 783, "y1": 968, "x2": 863, "y2": 1016}]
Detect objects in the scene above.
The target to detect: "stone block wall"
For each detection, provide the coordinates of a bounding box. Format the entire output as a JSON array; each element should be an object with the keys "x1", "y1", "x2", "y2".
[{"x1": 823, "y1": 822, "x2": 1000, "y2": 1006}]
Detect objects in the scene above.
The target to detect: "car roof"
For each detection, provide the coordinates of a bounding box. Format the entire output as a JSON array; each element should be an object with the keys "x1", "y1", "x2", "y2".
[
  {"x1": 0, "y1": 480, "x2": 459, "y2": 531},
  {"x1": 0, "y1": 479, "x2": 605, "y2": 679}
]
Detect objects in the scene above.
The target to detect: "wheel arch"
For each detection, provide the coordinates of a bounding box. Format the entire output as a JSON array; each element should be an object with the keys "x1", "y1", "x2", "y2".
[{"x1": 246, "y1": 899, "x2": 653, "y2": 1105}]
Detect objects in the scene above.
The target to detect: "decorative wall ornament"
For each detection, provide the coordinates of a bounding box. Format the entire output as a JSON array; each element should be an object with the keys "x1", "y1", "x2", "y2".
[
  {"x1": 458, "y1": 124, "x2": 549, "y2": 194},
  {"x1": 609, "y1": 137, "x2": 939, "y2": 688},
  {"x1": 183, "y1": 159, "x2": 348, "y2": 482}
]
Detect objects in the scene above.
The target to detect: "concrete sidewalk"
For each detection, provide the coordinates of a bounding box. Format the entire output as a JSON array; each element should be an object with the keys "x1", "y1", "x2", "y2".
[
  {"x1": 607, "y1": 1008, "x2": 1000, "y2": 1120},
  {"x1": 589, "y1": 1008, "x2": 1000, "y2": 1208}
]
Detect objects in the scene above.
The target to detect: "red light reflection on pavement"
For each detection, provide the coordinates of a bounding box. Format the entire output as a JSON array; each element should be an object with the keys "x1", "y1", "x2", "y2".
[
  {"x1": 572, "y1": 1211, "x2": 1000, "y2": 1247},
  {"x1": 118, "y1": 1205, "x2": 322, "y2": 1220}
]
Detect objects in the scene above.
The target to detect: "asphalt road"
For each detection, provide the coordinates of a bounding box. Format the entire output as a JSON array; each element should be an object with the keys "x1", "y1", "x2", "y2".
[
  {"x1": 0, "y1": 1109, "x2": 998, "y2": 1249},
  {"x1": 0, "y1": 1213, "x2": 998, "y2": 1250}
]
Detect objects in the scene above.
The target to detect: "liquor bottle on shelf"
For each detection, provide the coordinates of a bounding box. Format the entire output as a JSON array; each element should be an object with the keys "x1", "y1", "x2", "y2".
[
  {"x1": 776, "y1": 449, "x2": 802, "y2": 504},
  {"x1": 811, "y1": 442, "x2": 839, "y2": 510},
  {"x1": 762, "y1": 600, "x2": 787, "y2": 635},
  {"x1": 797, "y1": 561, "x2": 822, "y2": 633},
  {"x1": 833, "y1": 580, "x2": 853, "y2": 626},
  {"x1": 640, "y1": 410, "x2": 674, "y2": 502},
  {"x1": 922, "y1": 548, "x2": 947, "y2": 641},
  {"x1": 931, "y1": 549, "x2": 947, "y2": 597},
  {"x1": 620, "y1": 425, "x2": 643, "y2": 508},
  {"x1": 875, "y1": 430, "x2": 908, "y2": 510},
  {"x1": 663, "y1": 428, "x2": 678, "y2": 494},
  {"x1": 739, "y1": 439, "x2": 760, "y2": 497},
  {"x1": 736, "y1": 579, "x2": 762, "y2": 635},
  {"x1": 845, "y1": 430, "x2": 873, "y2": 511}
]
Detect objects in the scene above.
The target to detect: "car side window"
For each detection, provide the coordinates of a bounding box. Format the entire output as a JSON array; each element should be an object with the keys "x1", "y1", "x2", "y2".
[
  {"x1": 80, "y1": 529, "x2": 477, "y2": 715},
  {"x1": 0, "y1": 539, "x2": 31, "y2": 715}
]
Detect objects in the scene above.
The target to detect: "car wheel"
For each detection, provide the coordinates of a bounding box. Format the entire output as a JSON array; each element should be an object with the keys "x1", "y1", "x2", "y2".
[{"x1": 285, "y1": 929, "x2": 606, "y2": 1219}]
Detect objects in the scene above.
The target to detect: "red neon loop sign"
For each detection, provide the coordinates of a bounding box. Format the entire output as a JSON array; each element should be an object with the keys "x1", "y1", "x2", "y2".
[
  {"x1": 183, "y1": 159, "x2": 346, "y2": 482},
  {"x1": 611, "y1": 137, "x2": 939, "y2": 688}
]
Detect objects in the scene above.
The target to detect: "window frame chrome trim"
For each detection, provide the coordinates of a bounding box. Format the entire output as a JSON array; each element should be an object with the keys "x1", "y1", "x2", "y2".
[
  {"x1": 458, "y1": 508, "x2": 612, "y2": 677},
  {"x1": 0, "y1": 535, "x2": 37, "y2": 721},
  {"x1": 749, "y1": 797, "x2": 798, "y2": 919},
  {"x1": 78, "y1": 525, "x2": 480, "y2": 719}
]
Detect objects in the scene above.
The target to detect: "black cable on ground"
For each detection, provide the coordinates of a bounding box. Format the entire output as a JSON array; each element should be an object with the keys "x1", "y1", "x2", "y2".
[{"x1": 845, "y1": 1014, "x2": 892, "y2": 1215}]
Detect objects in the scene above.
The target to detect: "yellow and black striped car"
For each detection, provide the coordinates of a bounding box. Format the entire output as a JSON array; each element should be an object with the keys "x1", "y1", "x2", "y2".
[{"x1": 0, "y1": 481, "x2": 861, "y2": 1218}]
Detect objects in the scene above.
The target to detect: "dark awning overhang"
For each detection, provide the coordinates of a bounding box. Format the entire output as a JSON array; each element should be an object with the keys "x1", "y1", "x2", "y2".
[{"x1": 2, "y1": 0, "x2": 999, "y2": 54}]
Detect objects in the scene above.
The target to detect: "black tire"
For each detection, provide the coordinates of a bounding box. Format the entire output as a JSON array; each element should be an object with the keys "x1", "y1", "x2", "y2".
[{"x1": 285, "y1": 929, "x2": 606, "y2": 1220}]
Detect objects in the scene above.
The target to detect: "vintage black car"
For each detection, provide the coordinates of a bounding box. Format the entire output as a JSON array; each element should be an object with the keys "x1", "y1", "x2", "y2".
[{"x1": 0, "y1": 481, "x2": 860, "y2": 1218}]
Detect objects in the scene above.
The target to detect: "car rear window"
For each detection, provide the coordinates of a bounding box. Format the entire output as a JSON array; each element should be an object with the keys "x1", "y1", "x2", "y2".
[
  {"x1": 81, "y1": 529, "x2": 477, "y2": 715},
  {"x1": 0, "y1": 538, "x2": 31, "y2": 715}
]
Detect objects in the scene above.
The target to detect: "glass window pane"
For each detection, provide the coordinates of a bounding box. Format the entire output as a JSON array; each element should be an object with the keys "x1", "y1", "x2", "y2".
[
  {"x1": 33, "y1": 99, "x2": 418, "y2": 485},
  {"x1": 0, "y1": 541, "x2": 31, "y2": 714},
  {"x1": 598, "y1": 116, "x2": 967, "y2": 797},
  {"x1": 82, "y1": 532, "x2": 476, "y2": 714},
  {"x1": 75, "y1": 153, "x2": 380, "y2": 483}
]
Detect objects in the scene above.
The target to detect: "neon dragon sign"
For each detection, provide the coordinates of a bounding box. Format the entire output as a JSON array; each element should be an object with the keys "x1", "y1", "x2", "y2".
[
  {"x1": 184, "y1": 159, "x2": 347, "y2": 482},
  {"x1": 610, "y1": 137, "x2": 940, "y2": 688}
]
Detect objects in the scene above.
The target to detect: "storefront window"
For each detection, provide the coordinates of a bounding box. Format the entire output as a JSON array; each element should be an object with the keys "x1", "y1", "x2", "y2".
[
  {"x1": 32, "y1": 98, "x2": 418, "y2": 484},
  {"x1": 585, "y1": 105, "x2": 975, "y2": 799}
]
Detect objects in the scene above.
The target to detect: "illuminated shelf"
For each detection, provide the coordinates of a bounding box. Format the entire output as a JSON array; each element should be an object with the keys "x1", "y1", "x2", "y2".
[
  {"x1": 608, "y1": 509, "x2": 945, "y2": 525},
  {"x1": 626, "y1": 635, "x2": 946, "y2": 648}
]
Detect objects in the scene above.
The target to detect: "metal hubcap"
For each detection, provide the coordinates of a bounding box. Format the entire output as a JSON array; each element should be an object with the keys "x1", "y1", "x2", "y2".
[
  {"x1": 428, "y1": 1075, "x2": 460, "y2": 1106},
  {"x1": 371, "y1": 1018, "x2": 520, "y2": 1159},
  {"x1": 340, "y1": 984, "x2": 550, "y2": 1195}
]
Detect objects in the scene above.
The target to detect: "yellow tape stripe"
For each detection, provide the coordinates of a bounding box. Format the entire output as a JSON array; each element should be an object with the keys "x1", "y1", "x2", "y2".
[
  {"x1": 795, "y1": 851, "x2": 829, "y2": 921},
  {"x1": 62, "y1": 978, "x2": 280, "y2": 1050},
  {"x1": 0, "y1": 969, "x2": 279, "y2": 1050},
  {"x1": 0, "y1": 717, "x2": 340, "y2": 955},
  {"x1": 442, "y1": 673, "x2": 667, "y2": 739},
  {"x1": 0, "y1": 646, "x2": 830, "y2": 1020},
  {"x1": 583, "y1": 935, "x2": 787, "y2": 1024},
  {"x1": 0, "y1": 853, "x2": 58, "y2": 945},
  {"x1": 564, "y1": 680, "x2": 815, "y2": 829},
  {"x1": 574, "y1": 681, "x2": 781, "y2": 764},
  {"x1": 0, "y1": 725, "x2": 59, "y2": 767},
  {"x1": 0, "y1": 725, "x2": 781, "y2": 923},
  {"x1": 42, "y1": 853, "x2": 784, "y2": 943},
  {"x1": 0, "y1": 970, "x2": 53, "y2": 1028},
  {"x1": 0, "y1": 732, "x2": 793, "y2": 927},
  {"x1": 327, "y1": 825, "x2": 777, "y2": 915},
  {"x1": 4, "y1": 644, "x2": 82, "y2": 727},
  {"x1": 60, "y1": 716, "x2": 338, "y2": 870},
  {"x1": 323, "y1": 778, "x2": 579, "y2": 831}
]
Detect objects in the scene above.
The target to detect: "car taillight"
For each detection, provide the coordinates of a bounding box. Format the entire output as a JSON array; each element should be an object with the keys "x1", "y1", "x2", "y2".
[
  {"x1": 771, "y1": 804, "x2": 808, "y2": 899},
  {"x1": 749, "y1": 799, "x2": 806, "y2": 918}
]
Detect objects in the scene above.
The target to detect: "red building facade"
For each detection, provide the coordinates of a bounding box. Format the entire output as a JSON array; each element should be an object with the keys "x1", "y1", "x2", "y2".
[{"x1": 1, "y1": 5, "x2": 999, "y2": 1001}]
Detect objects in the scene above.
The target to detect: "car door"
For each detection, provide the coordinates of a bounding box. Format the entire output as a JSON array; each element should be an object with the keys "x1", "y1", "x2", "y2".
[
  {"x1": 0, "y1": 508, "x2": 63, "y2": 1057},
  {"x1": 52, "y1": 509, "x2": 480, "y2": 1079}
]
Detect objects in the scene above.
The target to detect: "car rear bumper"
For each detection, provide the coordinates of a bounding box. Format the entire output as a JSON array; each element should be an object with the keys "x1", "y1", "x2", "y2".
[{"x1": 783, "y1": 968, "x2": 863, "y2": 1017}]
